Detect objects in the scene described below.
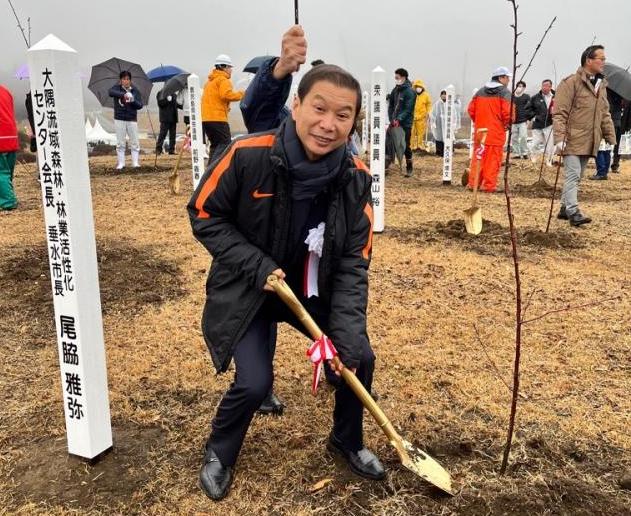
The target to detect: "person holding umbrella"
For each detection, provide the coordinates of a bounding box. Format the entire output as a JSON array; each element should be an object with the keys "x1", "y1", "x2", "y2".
[
  {"x1": 108, "y1": 71, "x2": 144, "y2": 169},
  {"x1": 201, "y1": 55, "x2": 244, "y2": 162}
]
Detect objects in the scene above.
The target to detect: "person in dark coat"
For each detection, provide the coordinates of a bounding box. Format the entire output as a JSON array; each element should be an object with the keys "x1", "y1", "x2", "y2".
[
  {"x1": 387, "y1": 68, "x2": 415, "y2": 175},
  {"x1": 188, "y1": 64, "x2": 383, "y2": 501},
  {"x1": 155, "y1": 89, "x2": 182, "y2": 154},
  {"x1": 527, "y1": 79, "x2": 555, "y2": 165},
  {"x1": 510, "y1": 80, "x2": 532, "y2": 158},
  {"x1": 592, "y1": 88, "x2": 624, "y2": 179},
  {"x1": 108, "y1": 70, "x2": 143, "y2": 169}
]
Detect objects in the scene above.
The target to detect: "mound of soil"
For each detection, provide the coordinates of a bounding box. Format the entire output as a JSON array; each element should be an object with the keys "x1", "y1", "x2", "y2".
[
  {"x1": 388, "y1": 219, "x2": 585, "y2": 256},
  {"x1": 89, "y1": 164, "x2": 173, "y2": 177},
  {"x1": 0, "y1": 241, "x2": 187, "y2": 341},
  {"x1": 512, "y1": 179, "x2": 560, "y2": 199}
]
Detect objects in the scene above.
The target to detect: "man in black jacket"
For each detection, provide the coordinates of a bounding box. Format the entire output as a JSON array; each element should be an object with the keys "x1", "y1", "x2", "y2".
[
  {"x1": 188, "y1": 64, "x2": 382, "y2": 501},
  {"x1": 387, "y1": 68, "x2": 415, "y2": 176},
  {"x1": 528, "y1": 79, "x2": 555, "y2": 165},
  {"x1": 155, "y1": 89, "x2": 182, "y2": 155},
  {"x1": 510, "y1": 81, "x2": 531, "y2": 158},
  {"x1": 108, "y1": 70, "x2": 143, "y2": 169}
]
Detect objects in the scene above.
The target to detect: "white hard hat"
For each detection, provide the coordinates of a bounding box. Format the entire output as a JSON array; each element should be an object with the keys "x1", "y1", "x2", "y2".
[
  {"x1": 215, "y1": 54, "x2": 234, "y2": 67},
  {"x1": 492, "y1": 66, "x2": 513, "y2": 77}
]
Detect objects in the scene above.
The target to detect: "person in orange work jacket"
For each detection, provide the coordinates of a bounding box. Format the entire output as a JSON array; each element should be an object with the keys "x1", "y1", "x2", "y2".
[
  {"x1": 467, "y1": 67, "x2": 515, "y2": 192},
  {"x1": 201, "y1": 54, "x2": 245, "y2": 162}
]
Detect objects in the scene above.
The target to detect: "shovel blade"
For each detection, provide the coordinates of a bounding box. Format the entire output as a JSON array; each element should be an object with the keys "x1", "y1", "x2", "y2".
[
  {"x1": 169, "y1": 172, "x2": 180, "y2": 195},
  {"x1": 394, "y1": 439, "x2": 454, "y2": 495},
  {"x1": 463, "y1": 207, "x2": 482, "y2": 235}
]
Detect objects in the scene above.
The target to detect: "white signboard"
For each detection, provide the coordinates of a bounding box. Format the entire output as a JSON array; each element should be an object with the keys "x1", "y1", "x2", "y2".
[
  {"x1": 187, "y1": 74, "x2": 206, "y2": 190},
  {"x1": 28, "y1": 34, "x2": 112, "y2": 459},
  {"x1": 370, "y1": 67, "x2": 386, "y2": 232},
  {"x1": 442, "y1": 84, "x2": 456, "y2": 185}
]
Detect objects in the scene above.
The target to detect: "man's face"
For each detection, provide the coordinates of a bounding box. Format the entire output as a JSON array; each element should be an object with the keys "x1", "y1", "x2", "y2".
[
  {"x1": 440, "y1": 92, "x2": 447, "y2": 102},
  {"x1": 120, "y1": 76, "x2": 131, "y2": 88},
  {"x1": 541, "y1": 81, "x2": 552, "y2": 95},
  {"x1": 292, "y1": 80, "x2": 357, "y2": 161},
  {"x1": 586, "y1": 49, "x2": 606, "y2": 75},
  {"x1": 394, "y1": 73, "x2": 404, "y2": 85},
  {"x1": 498, "y1": 75, "x2": 510, "y2": 86},
  {"x1": 224, "y1": 65, "x2": 233, "y2": 78}
]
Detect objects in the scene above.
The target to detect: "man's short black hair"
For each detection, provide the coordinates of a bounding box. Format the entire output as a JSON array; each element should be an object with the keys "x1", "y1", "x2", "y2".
[
  {"x1": 440, "y1": 90, "x2": 447, "y2": 95},
  {"x1": 581, "y1": 45, "x2": 604, "y2": 67},
  {"x1": 517, "y1": 80, "x2": 526, "y2": 88},
  {"x1": 394, "y1": 68, "x2": 409, "y2": 78},
  {"x1": 542, "y1": 79, "x2": 553, "y2": 85},
  {"x1": 297, "y1": 64, "x2": 362, "y2": 119},
  {"x1": 119, "y1": 70, "x2": 131, "y2": 80},
  {"x1": 311, "y1": 59, "x2": 325, "y2": 67}
]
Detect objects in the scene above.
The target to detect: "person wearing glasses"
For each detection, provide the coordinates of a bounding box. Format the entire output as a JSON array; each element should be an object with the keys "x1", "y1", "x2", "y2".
[{"x1": 553, "y1": 45, "x2": 616, "y2": 227}]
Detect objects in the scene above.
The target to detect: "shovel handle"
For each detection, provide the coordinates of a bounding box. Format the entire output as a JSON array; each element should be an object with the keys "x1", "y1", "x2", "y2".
[
  {"x1": 266, "y1": 275, "x2": 402, "y2": 444},
  {"x1": 470, "y1": 128, "x2": 488, "y2": 206}
]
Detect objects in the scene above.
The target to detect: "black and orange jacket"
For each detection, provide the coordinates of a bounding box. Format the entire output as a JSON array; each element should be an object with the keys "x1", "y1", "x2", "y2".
[{"x1": 187, "y1": 121, "x2": 374, "y2": 372}]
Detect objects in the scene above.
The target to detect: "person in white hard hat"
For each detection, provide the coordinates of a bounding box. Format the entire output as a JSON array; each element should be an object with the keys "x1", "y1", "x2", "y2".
[{"x1": 201, "y1": 54, "x2": 245, "y2": 161}]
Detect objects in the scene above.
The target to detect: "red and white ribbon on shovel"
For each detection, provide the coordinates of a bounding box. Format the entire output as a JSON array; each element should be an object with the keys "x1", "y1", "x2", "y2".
[{"x1": 306, "y1": 334, "x2": 338, "y2": 395}]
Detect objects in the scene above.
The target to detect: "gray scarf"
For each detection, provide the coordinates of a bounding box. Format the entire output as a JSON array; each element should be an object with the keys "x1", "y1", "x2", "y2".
[{"x1": 282, "y1": 118, "x2": 347, "y2": 200}]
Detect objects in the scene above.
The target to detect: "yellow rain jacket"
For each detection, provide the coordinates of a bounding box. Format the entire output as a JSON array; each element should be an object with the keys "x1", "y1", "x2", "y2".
[
  {"x1": 412, "y1": 79, "x2": 432, "y2": 120},
  {"x1": 201, "y1": 69, "x2": 244, "y2": 122},
  {"x1": 411, "y1": 79, "x2": 432, "y2": 150}
]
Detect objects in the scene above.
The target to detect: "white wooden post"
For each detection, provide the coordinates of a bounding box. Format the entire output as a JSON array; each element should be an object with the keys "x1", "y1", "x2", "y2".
[
  {"x1": 361, "y1": 90, "x2": 368, "y2": 154},
  {"x1": 370, "y1": 67, "x2": 386, "y2": 233},
  {"x1": 187, "y1": 74, "x2": 205, "y2": 190},
  {"x1": 442, "y1": 84, "x2": 456, "y2": 185},
  {"x1": 469, "y1": 88, "x2": 478, "y2": 159},
  {"x1": 28, "y1": 34, "x2": 112, "y2": 460}
]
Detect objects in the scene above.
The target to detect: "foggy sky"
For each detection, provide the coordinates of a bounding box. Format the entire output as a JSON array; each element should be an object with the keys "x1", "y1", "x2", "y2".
[{"x1": 1, "y1": 0, "x2": 630, "y2": 115}]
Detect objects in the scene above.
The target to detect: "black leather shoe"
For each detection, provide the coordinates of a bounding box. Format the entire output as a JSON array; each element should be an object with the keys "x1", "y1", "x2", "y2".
[
  {"x1": 199, "y1": 448, "x2": 233, "y2": 501},
  {"x1": 569, "y1": 211, "x2": 592, "y2": 227},
  {"x1": 257, "y1": 391, "x2": 285, "y2": 415},
  {"x1": 588, "y1": 174, "x2": 607, "y2": 180},
  {"x1": 557, "y1": 205, "x2": 568, "y2": 220},
  {"x1": 327, "y1": 435, "x2": 385, "y2": 480}
]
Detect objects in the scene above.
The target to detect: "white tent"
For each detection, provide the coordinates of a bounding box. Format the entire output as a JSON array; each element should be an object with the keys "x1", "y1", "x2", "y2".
[
  {"x1": 85, "y1": 117, "x2": 93, "y2": 138},
  {"x1": 87, "y1": 118, "x2": 117, "y2": 146}
]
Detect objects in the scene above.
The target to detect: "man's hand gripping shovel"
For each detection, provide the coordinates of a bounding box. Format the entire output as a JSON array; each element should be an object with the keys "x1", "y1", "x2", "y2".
[{"x1": 266, "y1": 274, "x2": 454, "y2": 495}]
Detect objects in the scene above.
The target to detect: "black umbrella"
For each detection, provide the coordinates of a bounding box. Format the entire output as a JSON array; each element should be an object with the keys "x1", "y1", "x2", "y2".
[
  {"x1": 604, "y1": 63, "x2": 631, "y2": 100},
  {"x1": 243, "y1": 55, "x2": 275, "y2": 74},
  {"x1": 88, "y1": 57, "x2": 153, "y2": 107},
  {"x1": 160, "y1": 72, "x2": 191, "y2": 99}
]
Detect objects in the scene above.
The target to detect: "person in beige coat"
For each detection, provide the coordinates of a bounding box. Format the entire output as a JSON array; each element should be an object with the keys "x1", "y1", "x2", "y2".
[{"x1": 553, "y1": 45, "x2": 616, "y2": 226}]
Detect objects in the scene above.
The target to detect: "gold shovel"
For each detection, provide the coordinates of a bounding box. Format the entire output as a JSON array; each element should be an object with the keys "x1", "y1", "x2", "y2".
[
  {"x1": 463, "y1": 128, "x2": 488, "y2": 235},
  {"x1": 168, "y1": 136, "x2": 188, "y2": 195},
  {"x1": 266, "y1": 275, "x2": 454, "y2": 495}
]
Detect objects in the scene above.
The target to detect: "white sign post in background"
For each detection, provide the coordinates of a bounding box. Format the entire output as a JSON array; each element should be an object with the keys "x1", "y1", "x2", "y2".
[
  {"x1": 361, "y1": 90, "x2": 368, "y2": 155},
  {"x1": 370, "y1": 67, "x2": 386, "y2": 233},
  {"x1": 469, "y1": 88, "x2": 478, "y2": 159},
  {"x1": 187, "y1": 74, "x2": 206, "y2": 190},
  {"x1": 28, "y1": 34, "x2": 112, "y2": 460},
  {"x1": 442, "y1": 84, "x2": 456, "y2": 185}
]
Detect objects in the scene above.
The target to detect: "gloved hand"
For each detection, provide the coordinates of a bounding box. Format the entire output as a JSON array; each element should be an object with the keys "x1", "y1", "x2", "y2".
[
  {"x1": 554, "y1": 141, "x2": 566, "y2": 154},
  {"x1": 391, "y1": 119, "x2": 400, "y2": 128},
  {"x1": 167, "y1": 95, "x2": 172, "y2": 102},
  {"x1": 124, "y1": 92, "x2": 134, "y2": 102}
]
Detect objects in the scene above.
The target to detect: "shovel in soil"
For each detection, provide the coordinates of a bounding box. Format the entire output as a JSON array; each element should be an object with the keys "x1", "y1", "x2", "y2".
[
  {"x1": 463, "y1": 128, "x2": 488, "y2": 235},
  {"x1": 266, "y1": 275, "x2": 454, "y2": 495},
  {"x1": 169, "y1": 135, "x2": 189, "y2": 195}
]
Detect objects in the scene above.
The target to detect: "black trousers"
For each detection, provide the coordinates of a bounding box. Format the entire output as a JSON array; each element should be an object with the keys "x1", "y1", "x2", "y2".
[
  {"x1": 612, "y1": 126, "x2": 623, "y2": 170},
  {"x1": 403, "y1": 125, "x2": 413, "y2": 161},
  {"x1": 202, "y1": 121, "x2": 231, "y2": 163},
  {"x1": 435, "y1": 140, "x2": 445, "y2": 157},
  {"x1": 156, "y1": 122, "x2": 176, "y2": 153},
  {"x1": 207, "y1": 298, "x2": 375, "y2": 467}
]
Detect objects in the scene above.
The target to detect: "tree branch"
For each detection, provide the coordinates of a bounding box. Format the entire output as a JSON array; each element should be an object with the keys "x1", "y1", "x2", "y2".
[
  {"x1": 522, "y1": 295, "x2": 620, "y2": 325},
  {"x1": 517, "y1": 17, "x2": 557, "y2": 84},
  {"x1": 7, "y1": 0, "x2": 30, "y2": 48}
]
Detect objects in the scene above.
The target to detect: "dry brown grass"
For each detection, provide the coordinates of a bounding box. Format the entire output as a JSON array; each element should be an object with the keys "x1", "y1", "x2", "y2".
[{"x1": 1, "y1": 151, "x2": 630, "y2": 515}]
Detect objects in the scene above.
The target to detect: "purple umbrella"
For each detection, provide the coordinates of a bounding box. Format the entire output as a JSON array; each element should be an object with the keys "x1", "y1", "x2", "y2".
[{"x1": 15, "y1": 64, "x2": 29, "y2": 80}]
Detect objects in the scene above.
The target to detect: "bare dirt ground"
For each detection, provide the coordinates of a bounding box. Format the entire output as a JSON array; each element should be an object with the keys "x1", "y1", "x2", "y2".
[{"x1": 1, "y1": 150, "x2": 629, "y2": 515}]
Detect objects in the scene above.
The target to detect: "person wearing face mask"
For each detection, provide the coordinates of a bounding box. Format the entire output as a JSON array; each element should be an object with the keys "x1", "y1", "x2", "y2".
[
  {"x1": 467, "y1": 67, "x2": 515, "y2": 192},
  {"x1": 108, "y1": 71, "x2": 144, "y2": 170},
  {"x1": 410, "y1": 79, "x2": 432, "y2": 153},
  {"x1": 387, "y1": 68, "x2": 415, "y2": 176},
  {"x1": 511, "y1": 81, "x2": 531, "y2": 159},
  {"x1": 430, "y1": 90, "x2": 447, "y2": 157},
  {"x1": 553, "y1": 45, "x2": 616, "y2": 226}
]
